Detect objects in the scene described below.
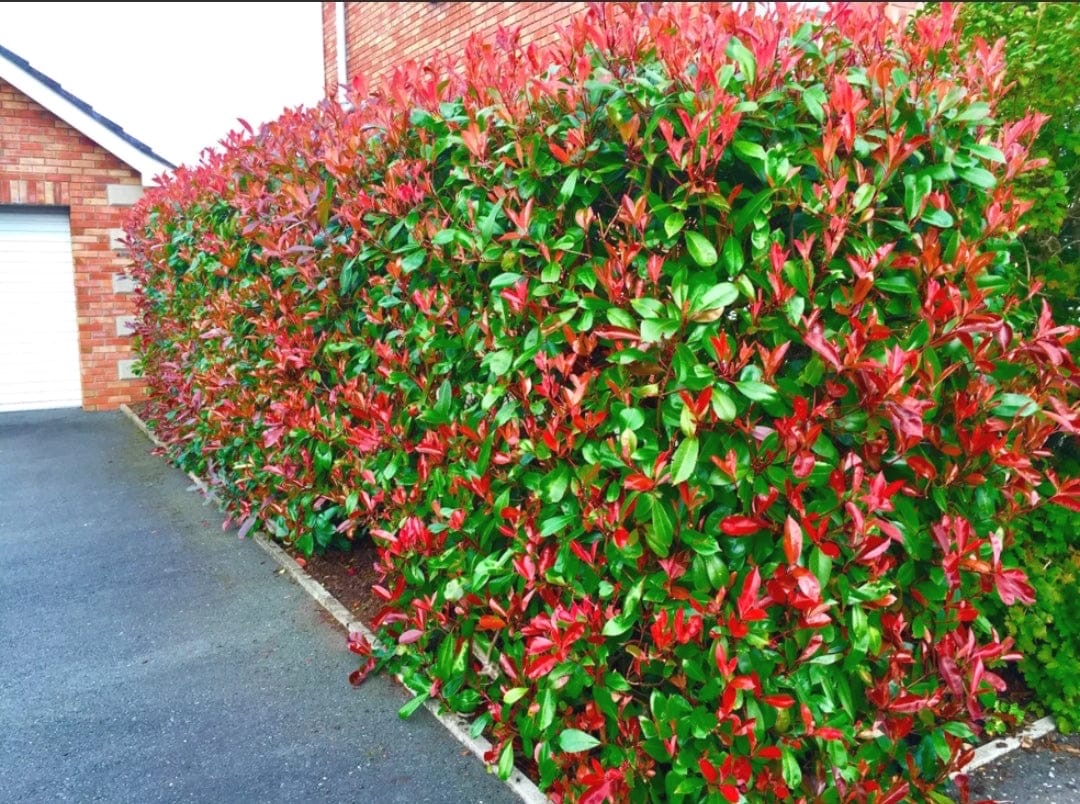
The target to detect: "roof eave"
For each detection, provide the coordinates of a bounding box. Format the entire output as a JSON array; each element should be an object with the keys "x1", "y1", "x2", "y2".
[{"x1": 0, "y1": 51, "x2": 174, "y2": 186}]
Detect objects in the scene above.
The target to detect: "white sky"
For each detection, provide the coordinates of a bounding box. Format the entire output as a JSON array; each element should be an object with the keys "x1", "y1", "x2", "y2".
[{"x1": 2, "y1": 2, "x2": 324, "y2": 168}]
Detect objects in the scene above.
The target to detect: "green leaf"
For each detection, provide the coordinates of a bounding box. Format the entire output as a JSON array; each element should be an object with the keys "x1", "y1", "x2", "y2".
[
  {"x1": 399, "y1": 691, "x2": 430, "y2": 719},
  {"x1": 400, "y1": 249, "x2": 425, "y2": 273},
  {"x1": 470, "y1": 712, "x2": 491, "y2": 740},
  {"x1": 542, "y1": 464, "x2": 571, "y2": 503},
  {"x1": 503, "y1": 687, "x2": 528, "y2": 705},
  {"x1": 955, "y1": 102, "x2": 991, "y2": 123},
  {"x1": 781, "y1": 746, "x2": 803, "y2": 789},
  {"x1": 852, "y1": 183, "x2": 875, "y2": 213},
  {"x1": 670, "y1": 437, "x2": 699, "y2": 485},
  {"x1": 732, "y1": 189, "x2": 772, "y2": 234},
  {"x1": 490, "y1": 272, "x2": 523, "y2": 289},
  {"x1": 992, "y1": 393, "x2": 1039, "y2": 417},
  {"x1": 630, "y1": 298, "x2": 664, "y2": 318},
  {"x1": 697, "y1": 282, "x2": 738, "y2": 313},
  {"x1": 294, "y1": 531, "x2": 314, "y2": 556},
  {"x1": 942, "y1": 721, "x2": 977, "y2": 740},
  {"x1": 810, "y1": 546, "x2": 833, "y2": 586},
  {"x1": 711, "y1": 389, "x2": 737, "y2": 421},
  {"x1": 733, "y1": 139, "x2": 767, "y2": 162},
  {"x1": 784, "y1": 295, "x2": 806, "y2": 326},
  {"x1": 735, "y1": 380, "x2": 778, "y2": 403},
  {"x1": 685, "y1": 231, "x2": 718, "y2": 267},
  {"x1": 721, "y1": 237, "x2": 744, "y2": 276},
  {"x1": 726, "y1": 36, "x2": 757, "y2": 85},
  {"x1": 647, "y1": 496, "x2": 674, "y2": 558},
  {"x1": 602, "y1": 613, "x2": 636, "y2": 637},
  {"x1": 540, "y1": 514, "x2": 577, "y2": 537},
  {"x1": 498, "y1": 741, "x2": 514, "y2": 779},
  {"x1": 958, "y1": 166, "x2": 997, "y2": 190},
  {"x1": 876, "y1": 274, "x2": 917, "y2": 295},
  {"x1": 904, "y1": 174, "x2": 933, "y2": 221},
  {"x1": 479, "y1": 198, "x2": 504, "y2": 244},
  {"x1": 922, "y1": 208, "x2": 954, "y2": 228},
  {"x1": 606, "y1": 307, "x2": 637, "y2": 329},
  {"x1": 558, "y1": 169, "x2": 579, "y2": 205},
  {"x1": 539, "y1": 689, "x2": 556, "y2": 730},
  {"x1": 484, "y1": 349, "x2": 513, "y2": 376},
  {"x1": 558, "y1": 728, "x2": 601, "y2": 752},
  {"x1": 803, "y1": 86, "x2": 826, "y2": 122},
  {"x1": 664, "y1": 211, "x2": 686, "y2": 239},
  {"x1": 641, "y1": 318, "x2": 678, "y2": 343},
  {"x1": 969, "y1": 143, "x2": 1005, "y2": 163}
]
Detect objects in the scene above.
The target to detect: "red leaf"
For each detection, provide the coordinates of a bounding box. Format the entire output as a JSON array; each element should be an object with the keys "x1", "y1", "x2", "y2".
[
  {"x1": 737, "y1": 567, "x2": 762, "y2": 620},
  {"x1": 593, "y1": 326, "x2": 642, "y2": 342},
  {"x1": 624, "y1": 473, "x2": 656, "y2": 491},
  {"x1": 763, "y1": 694, "x2": 795, "y2": 708},
  {"x1": 1050, "y1": 490, "x2": 1080, "y2": 512},
  {"x1": 803, "y1": 317, "x2": 843, "y2": 370},
  {"x1": 995, "y1": 567, "x2": 1035, "y2": 605},
  {"x1": 879, "y1": 782, "x2": 911, "y2": 804},
  {"x1": 783, "y1": 516, "x2": 802, "y2": 565},
  {"x1": 698, "y1": 756, "x2": 719, "y2": 785},
  {"x1": 580, "y1": 781, "x2": 615, "y2": 804},
  {"x1": 792, "y1": 452, "x2": 815, "y2": 478},
  {"x1": 347, "y1": 632, "x2": 372, "y2": 656},
  {"x1": 907, "y1": 455, "x2": 937, "y2": 480},
  {"x1": 721, "y1": 516, "x2": 763, "y2": 536},
  {"x1": 526, "y1": 654, "x2": 558, "y2": 680},
  {"x1": 348, "y1": 656, "x2": 376, "y2": 687},
  {"x1": 398, "y1": 629, "x2": 424, "y2": 645},
  {"x1": 477, "y1": 615, "x2": 508, "y2": 631},
  {"x1": 720, "y1": 785, "x2": 740, "y2": 803}
]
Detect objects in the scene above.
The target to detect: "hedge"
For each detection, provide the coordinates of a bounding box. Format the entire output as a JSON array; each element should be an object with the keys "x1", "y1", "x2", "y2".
[{"x1": 126, "y1": 4, "x2": 1080, "y2": 802}]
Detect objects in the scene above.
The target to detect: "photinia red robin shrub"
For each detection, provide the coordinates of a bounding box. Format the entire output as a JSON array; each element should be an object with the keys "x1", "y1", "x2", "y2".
[{"x1": 126, "y1": 3, "x2": 1080, "y2": 801}]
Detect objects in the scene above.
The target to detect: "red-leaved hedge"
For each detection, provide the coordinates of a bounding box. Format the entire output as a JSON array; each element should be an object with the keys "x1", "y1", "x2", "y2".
[{"x1": 126, "y1": 3, "x2": 1080, "y2": 801}]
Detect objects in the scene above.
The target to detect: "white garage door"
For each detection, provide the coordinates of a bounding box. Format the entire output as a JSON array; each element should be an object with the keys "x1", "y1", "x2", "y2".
[{"x1": 0, "y1": 207, "x2": 83, "y2": 411}]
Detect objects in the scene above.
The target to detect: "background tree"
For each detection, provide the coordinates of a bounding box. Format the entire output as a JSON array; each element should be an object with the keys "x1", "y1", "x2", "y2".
[
  {"x1": 935, "y1": 2, "x2": 1080, "y2": 732},
  {"x1": 949, "y1": 2, "x2": 1080, "y2": 318}
]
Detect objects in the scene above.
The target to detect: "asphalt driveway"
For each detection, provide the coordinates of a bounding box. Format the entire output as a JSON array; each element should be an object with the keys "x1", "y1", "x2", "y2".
[{"x1": 0, "y1": 409, "x2": 516, "y2": 803}]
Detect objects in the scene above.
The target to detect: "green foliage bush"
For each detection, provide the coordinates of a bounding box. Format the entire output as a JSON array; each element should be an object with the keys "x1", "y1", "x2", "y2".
[
  {"x1": 1008, "y1": 511, "x2": 1080, "y2": 732},
  {"x1": 988, "y1": 482, "x2": 1080, "y2": 733},
  {"x1": 127, "y1": 4, "x2": 1080, "y2": 801},
  {"x1": 941, "y1": 1, "x2": 1080, "y2": 732},
  {"x1": 950, "y1": 2, "x2": 1080, "y2": 318}
]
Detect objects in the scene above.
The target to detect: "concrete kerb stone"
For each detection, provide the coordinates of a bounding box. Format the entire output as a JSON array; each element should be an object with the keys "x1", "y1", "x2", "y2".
[
  {"x1": 962, "y1": 715, "x2": 1057, "y2": 775},
  {"x1": 118, "y1": 404, "x2": 548, "y2": 804}
]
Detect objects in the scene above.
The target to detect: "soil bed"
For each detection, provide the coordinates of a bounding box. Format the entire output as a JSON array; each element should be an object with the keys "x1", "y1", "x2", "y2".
[{"x1": 300, "y1": 541, "x2": 384, "y2": 625}]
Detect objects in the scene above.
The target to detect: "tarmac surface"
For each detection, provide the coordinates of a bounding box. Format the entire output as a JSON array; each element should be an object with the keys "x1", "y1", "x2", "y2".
[
  {"x1": 966, "y1": 731, "x2": 1080, "y2": 803},
  {"x1": 0, "y1": 409, "x2": 516, "y2": 803}
]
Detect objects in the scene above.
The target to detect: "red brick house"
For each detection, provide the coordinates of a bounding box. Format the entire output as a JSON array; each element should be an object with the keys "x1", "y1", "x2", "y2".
[
  {"x1": 320, "y1": 2, "x2": 923, "y2": 97},
  {"x1": 0, "y1": 44, "x2": 172, "y2": 412}
]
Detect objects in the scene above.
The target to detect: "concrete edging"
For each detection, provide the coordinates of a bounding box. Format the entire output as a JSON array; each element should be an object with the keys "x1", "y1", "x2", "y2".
[
  {"x1": 119, "y1": 404, "x2": 547, "y2": 804},
  {"x1": 119, "y1": 404, "x2": 1055, "y2": 793},
  {"x1": 963, "y1": 715, "x2": 1057, "y2": 774}
]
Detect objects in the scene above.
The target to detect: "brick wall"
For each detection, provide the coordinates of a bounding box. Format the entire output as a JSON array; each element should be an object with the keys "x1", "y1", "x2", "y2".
[
  {"x1": 321, "y1": 2, "x2": 338, "y2": 98},
  {"x1": 326, "y1": 1, "x2": 587, "y2": 91},
  {"x1": 322, "y1": 2, "x2": 924, "y2": 94},
  {"x1": 0, "y1": 78, "x2": 145, "y2": 411}
]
